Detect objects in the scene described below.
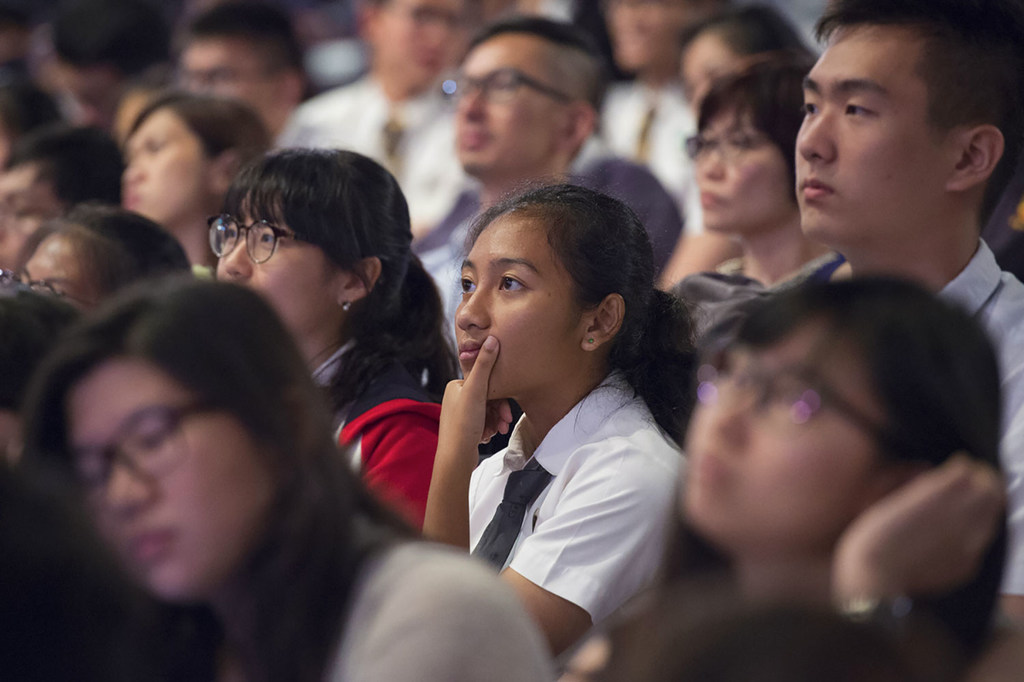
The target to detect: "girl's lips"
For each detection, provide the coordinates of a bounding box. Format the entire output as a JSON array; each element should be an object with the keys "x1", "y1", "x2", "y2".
[
  {"x1": 700, "y1": 192, "x2": 723, "y2": 210},
  {"x1": 458, "y1": 130, "x2": 490, "y2": 152},
  {"x1": 459, "y1": 343, "x2": 481, "y2": 362},
  {"x1": 127, "y1": 528, "x2": 176, "y2": 565}
]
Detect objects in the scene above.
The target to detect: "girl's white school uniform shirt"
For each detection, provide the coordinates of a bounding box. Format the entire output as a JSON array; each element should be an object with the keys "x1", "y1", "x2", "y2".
[{"x1": 468, "y1": 372, "x2": 683, "y2": 624}]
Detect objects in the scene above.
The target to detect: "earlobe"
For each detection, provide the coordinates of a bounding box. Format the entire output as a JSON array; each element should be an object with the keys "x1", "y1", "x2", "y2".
[
  {"x1": 333, "y1": 256, "x2": 383, "y2": 308},
  {"x1": 581, "y1": 293, "x2": 625, "y2": 351},
  {"x1": 946, "y1": 124, "x2": 1004, "y2": 193}
]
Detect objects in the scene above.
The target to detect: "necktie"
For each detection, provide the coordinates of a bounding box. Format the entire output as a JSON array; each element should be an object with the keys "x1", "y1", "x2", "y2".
[
  {"x1": 382, "y1": 113, "x2": 404, "y2": 177},
  {"x1": 472, "y1": 458, "x2": 553, "y2": 569},
  {"x1": 634, "y1": 103, "x2": 657, "y2": 162}
]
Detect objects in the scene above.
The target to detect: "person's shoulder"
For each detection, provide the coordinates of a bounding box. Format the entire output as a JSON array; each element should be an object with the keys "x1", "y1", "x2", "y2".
[
  {"x1": 335, "y1": 541, "x2": 554, "y2": 681},
  {"x1": 349, "y1": 542, "x2": 526, "y2": 625},
  {"x1": 291, "y1": 77, "x2": 375, "y2": 122},
  {"x1": 979, "y1": 268, "x2": 1024, "y2": 353},
  {"x1": 566, "y1": 385, "x2": 681, "y2": 474},
  {"x1": 601, "y1": 81, "x2": 640, "y2": 113}
]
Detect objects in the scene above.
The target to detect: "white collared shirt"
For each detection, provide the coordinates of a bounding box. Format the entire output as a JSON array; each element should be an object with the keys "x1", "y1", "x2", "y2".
[
  {"x1": 468, "y1": 373, "x2": 683, "y2": 623},
  {"x1": 312, "y1": 340, "x2": 355, "y2": 451},
  {"x1": 940, "y1": 239, "x2": 1024, "y2": 594},
  {"x1": 278, "y1": 76, "x2": 468, "y2": 231},
  {"x1": 600, "y1": 81, "x2": 700, "y2": 232}
]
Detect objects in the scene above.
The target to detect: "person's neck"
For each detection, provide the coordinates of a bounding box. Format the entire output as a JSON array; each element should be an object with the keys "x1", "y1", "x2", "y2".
[
  {"x1": 210, "y1": 584, "x2": 256, "y2": 682},
  {"x1": 265, "y1": 106, "x2": 294, "y2": 142},
  {"x1": 843, "y1": 219, "x2": 980, "y2": 292},
  {"x1": 305, "y1": 334, "x2": 347, "y2": 373},
  {"x1": 635, "y1": 64, "x2": 678, "y2": 91},
  {"x1": 515, "y1": 363, "x2": 608, "y2": 453},
  {"x1": 373, "y1": 67, "x2": 430, "y2": 104},
  {"x1": 735, "y1": 554, "x2": 834, "y2": 605},
  {"x1": 739, "y1": 212, "x2": 830, "y2": 286},
  {"x1": 479, "y1": 165, "x2": 571, "y2": 209}
]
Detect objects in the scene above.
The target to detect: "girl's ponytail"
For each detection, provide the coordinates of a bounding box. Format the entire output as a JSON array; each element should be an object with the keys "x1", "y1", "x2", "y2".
[{"x1": 614, "y1": 288, "x2": 697, "y2": 442}]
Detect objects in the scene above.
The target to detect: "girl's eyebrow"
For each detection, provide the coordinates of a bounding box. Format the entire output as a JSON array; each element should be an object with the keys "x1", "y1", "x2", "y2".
[
  {"x1": 461, "y1": 257, "x2": 540, "y2": 274},
  {"x1": 493, "y1": 257, "x2": 539, "y2": 273}
]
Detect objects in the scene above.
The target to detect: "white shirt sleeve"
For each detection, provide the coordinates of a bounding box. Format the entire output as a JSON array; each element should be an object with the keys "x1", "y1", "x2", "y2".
[{"x1": 508, "y1": 434, "x2": 680, "y2": 623}]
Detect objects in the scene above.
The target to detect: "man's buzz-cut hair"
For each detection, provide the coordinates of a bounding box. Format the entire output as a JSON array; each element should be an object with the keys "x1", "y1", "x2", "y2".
[
  {"x1": 816, "y1": 0, "x2": 1024, "y2": 225},
  {"x1": 187, "y1": 1, "x2": 305, "y2": 73},
  {"x1": 467, "y1": 15, "x2": 607, "y2": 111}
]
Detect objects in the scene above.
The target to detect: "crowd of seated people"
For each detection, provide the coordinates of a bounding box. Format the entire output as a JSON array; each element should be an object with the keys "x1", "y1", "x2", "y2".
[{"x1": 2, "y1": 0, "x2": 1024, "y2": 680}]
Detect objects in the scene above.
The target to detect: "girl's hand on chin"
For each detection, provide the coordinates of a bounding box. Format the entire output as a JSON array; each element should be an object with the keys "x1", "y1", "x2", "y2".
[{"x1": 439, "y1": 336, "x2": 513, "y2": 450}]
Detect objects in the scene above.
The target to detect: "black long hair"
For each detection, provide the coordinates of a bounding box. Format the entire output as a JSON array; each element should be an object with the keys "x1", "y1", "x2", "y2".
[
  {"x1": 222, "y1": 149, "x2": 458, "y2": 411},
  {"x1": 21, "y1": 203, "x2": 190, "y2": 304},
  {"x1": 665, "y1": 277, "x2": 1006, "y2": 654},
  {"x1": 21, "y1": 278, "x2": 410, "y2": 682},
  {"x1": 468, "y1": 183, "x2": 697, "y2": 441}
]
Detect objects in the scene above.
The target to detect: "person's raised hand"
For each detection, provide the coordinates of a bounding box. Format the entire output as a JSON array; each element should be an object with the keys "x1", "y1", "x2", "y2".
[
  {"x1": 439, "y1": 336, "x2": 513, "y2": 453},
  {"x1": 833, "y1": 454, "x2": 1005, "y2": 602}
]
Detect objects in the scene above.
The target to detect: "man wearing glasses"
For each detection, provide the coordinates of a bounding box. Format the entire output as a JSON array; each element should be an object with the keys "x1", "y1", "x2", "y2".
[
  {"x1": 178, "y1": 2, "x2": 308, "y2": 143},
  {"x1": 280, "y1": 0, "x2": 470, "y2": 237},
  {"x1": 416, "y1": 16, "x2": 683, "y2": 322}
]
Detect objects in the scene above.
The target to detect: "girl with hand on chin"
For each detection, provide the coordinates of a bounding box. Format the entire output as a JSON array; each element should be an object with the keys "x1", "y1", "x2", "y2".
[{"x1": 424, "y1": 184, "x2": 697, "y2": 656}]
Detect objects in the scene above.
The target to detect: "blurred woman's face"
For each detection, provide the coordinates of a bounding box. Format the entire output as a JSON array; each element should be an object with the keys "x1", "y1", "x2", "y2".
[
  {"x1": 68, "y1": 357, "x2": 275, "y2": 602},
  {"x1": 681, "y1": 31, "x2": 743, "y2": 110},
  {"x1": 21, "y1": 233, "x2": 99, "y2": 308},
  {"x1": 693, "y1": 111, "x2": 797, "y2": 237},
  {"x1": 122, "y1": 109, "x2": 220, "y2": 234},
  {"x1": 681, "y1": 324, "x2": 897, "y2": 563}
]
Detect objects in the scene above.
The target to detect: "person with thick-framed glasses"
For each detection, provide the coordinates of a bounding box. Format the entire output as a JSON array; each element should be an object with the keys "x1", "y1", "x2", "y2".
[
  {"x1": 21, "y1": 278, "x2": 553, "y2": 682},
  {"x1": 214, "y1": 148, "x2": 457, "y2": 531}
]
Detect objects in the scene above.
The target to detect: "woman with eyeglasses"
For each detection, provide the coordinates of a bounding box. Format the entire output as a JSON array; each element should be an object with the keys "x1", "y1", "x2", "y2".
[
  {"x1": 123, "y1": 91, "x2": 269, "y2": 271},
  {"x1": 685, "y1": 54, "x2": 831, "y2": 286},
  {"x1": 14, "y1": 203, "x2": 190, "y2": 309},
  {"x1": 570, "y1": 278, "x2": 1008, "y2": 681},
  {"x1": 669, "y1": 54, "x2": 840, "y2": 345},
  {"x1": 213, "y1": 148, "x2": 457, "y2": 527},
  {"x1": 20, "y1": 279, "x2": 552, "y2": 682},
  {"x1": 657, "y1": 7, "x2": 816, "y2": 289},
  {"x1": 674, "y1": 279, "x2": 1004, "y2": 656}
]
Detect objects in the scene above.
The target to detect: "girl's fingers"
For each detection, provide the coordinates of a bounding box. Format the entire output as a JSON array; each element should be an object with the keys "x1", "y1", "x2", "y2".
[{"x1": 462, "y1": 335, "x2": 499, "y2": 401}]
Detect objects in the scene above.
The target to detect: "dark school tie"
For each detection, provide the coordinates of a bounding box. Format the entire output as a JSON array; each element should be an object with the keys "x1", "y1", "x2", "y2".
[{"x1": 472, "y1": 458, "x2": 553, "y2": 569}]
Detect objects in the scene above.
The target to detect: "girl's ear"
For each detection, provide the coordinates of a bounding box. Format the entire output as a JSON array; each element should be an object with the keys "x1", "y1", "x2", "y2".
[
  {"x1": 333, "y1": 256, "x2": 382, "y2": 308},
  {"x1": 581, "y1": 293, "x2": 625, "y2": 351}
]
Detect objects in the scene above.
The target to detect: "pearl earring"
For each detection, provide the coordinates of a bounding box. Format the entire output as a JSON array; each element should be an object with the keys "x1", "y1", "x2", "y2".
[{"x1": 342, "y1": 301, "x2": 352, "y2": 311}]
